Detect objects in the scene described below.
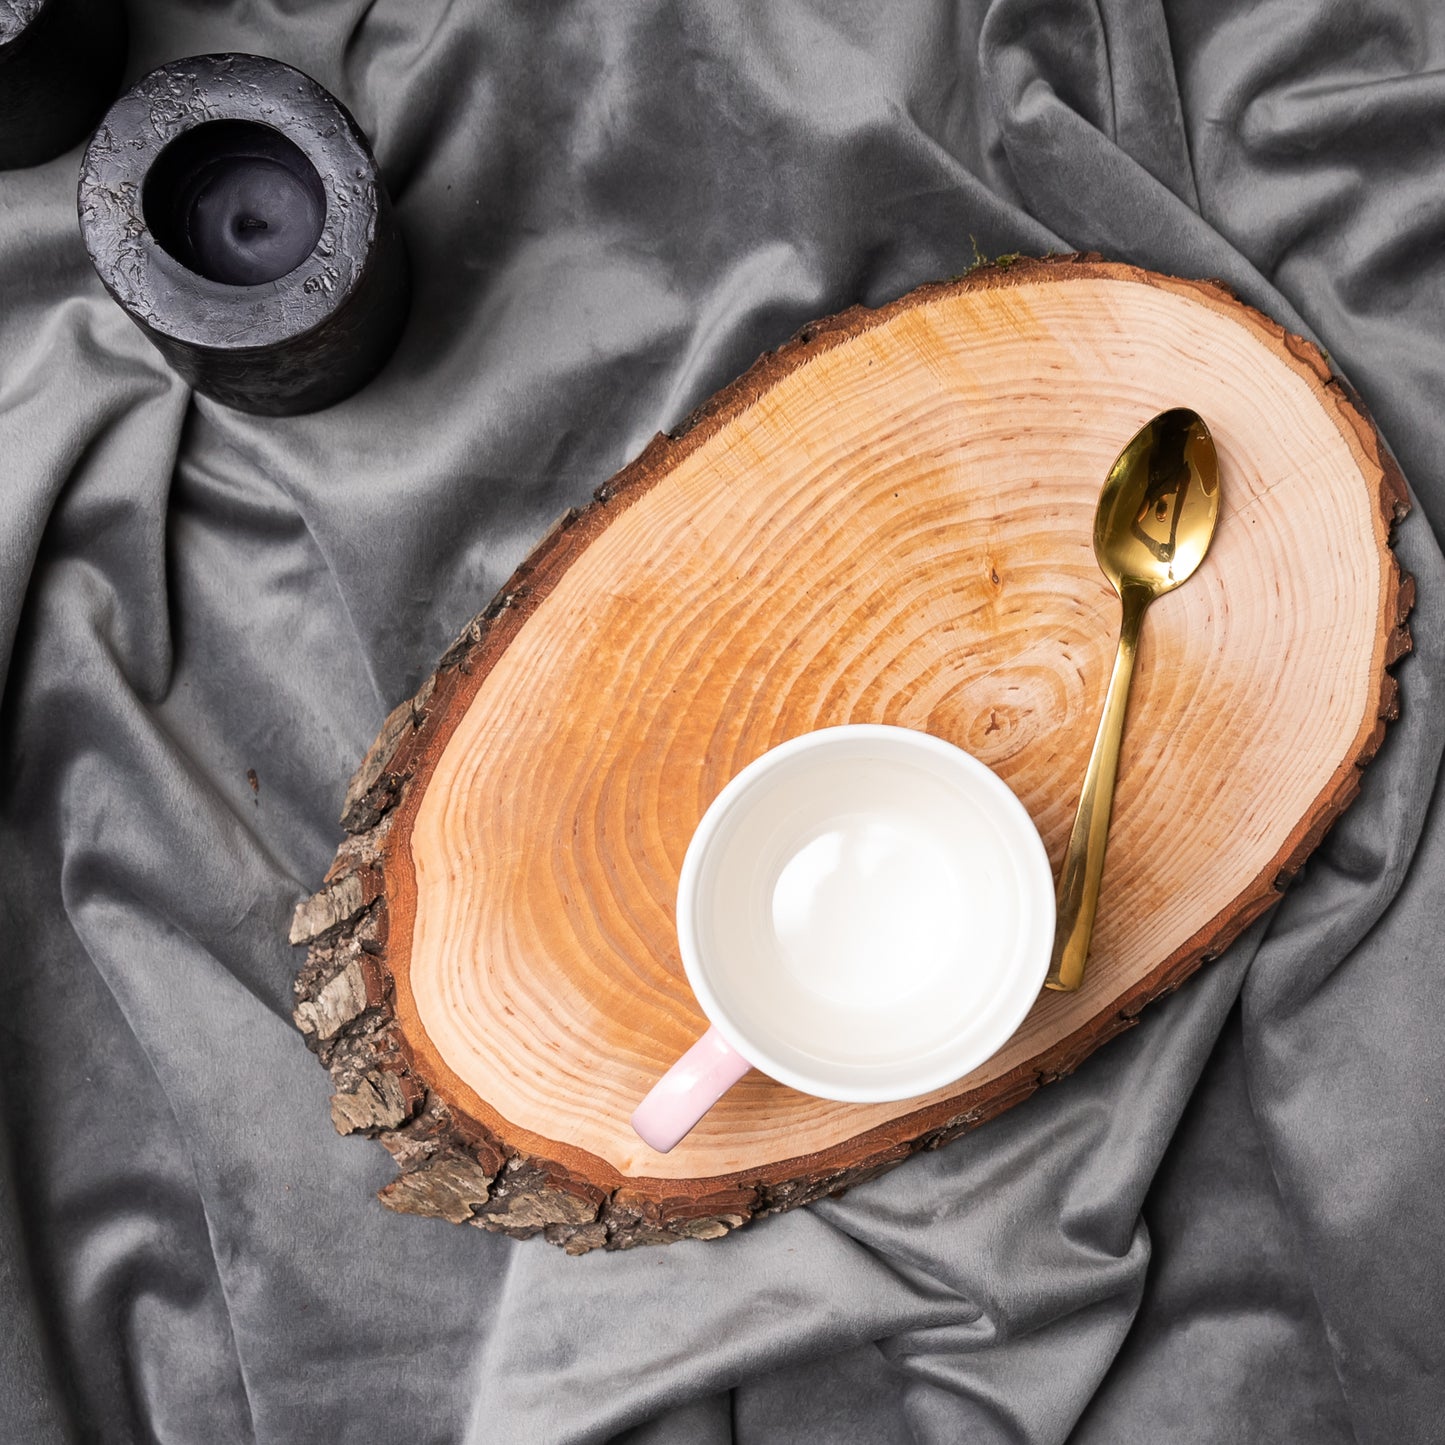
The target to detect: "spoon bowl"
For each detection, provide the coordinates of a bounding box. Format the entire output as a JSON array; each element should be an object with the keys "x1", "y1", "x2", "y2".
[{"x1": 1094, "y1": 408, "x2": 1220, "y2": 602}]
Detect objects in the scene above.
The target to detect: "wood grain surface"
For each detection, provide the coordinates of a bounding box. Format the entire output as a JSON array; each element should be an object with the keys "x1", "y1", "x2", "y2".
[{"x1": 291, "y1": 256, "x2": 1412, "y2": 1251}]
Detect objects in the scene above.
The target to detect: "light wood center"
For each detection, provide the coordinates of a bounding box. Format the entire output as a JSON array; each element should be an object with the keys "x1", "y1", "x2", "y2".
[{"x1": 396, "y1": 274, "x2": 1388, "y2": 1179}]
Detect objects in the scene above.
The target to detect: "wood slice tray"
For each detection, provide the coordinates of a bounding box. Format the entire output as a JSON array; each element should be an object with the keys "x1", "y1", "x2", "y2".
[{"x1": 291, "y1": 255, "x2": 1412, "y2": 1253}]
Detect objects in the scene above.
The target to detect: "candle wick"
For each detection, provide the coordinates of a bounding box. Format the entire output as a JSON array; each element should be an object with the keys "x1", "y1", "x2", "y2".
[{"x1": 237, "y1": 216, "x2": 269, "y2": 233}]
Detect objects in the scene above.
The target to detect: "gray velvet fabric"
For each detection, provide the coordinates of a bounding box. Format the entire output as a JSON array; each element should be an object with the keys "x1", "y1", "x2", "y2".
[{"x1": 2, "y1": 1, "x2": 1443, "y2": 1441}]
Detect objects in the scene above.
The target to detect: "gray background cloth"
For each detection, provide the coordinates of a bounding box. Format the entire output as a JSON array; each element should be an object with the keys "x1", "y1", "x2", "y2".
[{"x1": 3, "y1": 1, "x2": 1443, "y2": 1441}]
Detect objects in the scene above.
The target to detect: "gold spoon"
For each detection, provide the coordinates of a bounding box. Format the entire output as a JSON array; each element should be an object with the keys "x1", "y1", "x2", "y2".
[{"x1": 1044, "y1": 408, "x2": 1221, "y2": 992}]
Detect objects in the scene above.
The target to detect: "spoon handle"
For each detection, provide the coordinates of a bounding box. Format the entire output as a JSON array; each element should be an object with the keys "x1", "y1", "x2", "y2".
[{"x1": 1044, "y1": 587, "x2": 1150, "y2": 992}]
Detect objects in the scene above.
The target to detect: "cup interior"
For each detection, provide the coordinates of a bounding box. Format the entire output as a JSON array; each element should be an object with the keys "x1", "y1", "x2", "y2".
[{"x1": 678, "y1": 726, "x2": 1054, "y2": 1102}]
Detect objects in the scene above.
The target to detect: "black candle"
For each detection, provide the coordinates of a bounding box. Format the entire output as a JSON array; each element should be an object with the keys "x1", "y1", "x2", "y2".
[
  {"x1": 0, "y1": 0, "x2": 127, "y2": 170},
  {"x1": 78, "y1": 54, "x2": 410, "y2": 416},
  {"x1": 144, "y1": 121, "x2": 328, "y2": 287}
]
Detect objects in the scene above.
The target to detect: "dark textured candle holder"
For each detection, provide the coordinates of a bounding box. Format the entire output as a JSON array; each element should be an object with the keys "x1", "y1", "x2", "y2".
[
  {"x1": 77, "y1": 53, "x2": 410, "y2": 416},
  {"x1": 0, "y1": 0, "x2": 127, "y2": 169}
]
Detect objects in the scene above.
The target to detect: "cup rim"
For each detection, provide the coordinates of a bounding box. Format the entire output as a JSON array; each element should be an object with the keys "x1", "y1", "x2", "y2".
[{"x1": 675, "y1": 723, "x2": 1056, "y2": 1103}]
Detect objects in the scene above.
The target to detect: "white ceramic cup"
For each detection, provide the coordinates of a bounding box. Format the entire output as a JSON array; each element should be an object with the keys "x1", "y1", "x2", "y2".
[{"x1": 630, "y1": 724, "x2": 1056, "y2": 1152}]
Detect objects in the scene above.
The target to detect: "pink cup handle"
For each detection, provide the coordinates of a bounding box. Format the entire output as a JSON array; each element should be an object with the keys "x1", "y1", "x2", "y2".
[{"x1": 631, "y1": 1026, "x2": 753, "y2": 1153}]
